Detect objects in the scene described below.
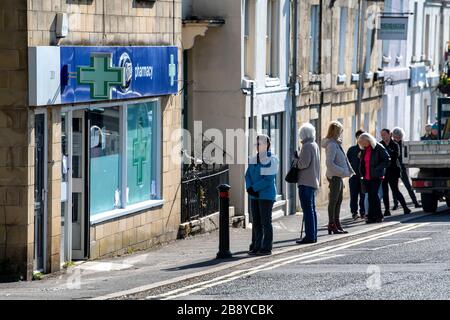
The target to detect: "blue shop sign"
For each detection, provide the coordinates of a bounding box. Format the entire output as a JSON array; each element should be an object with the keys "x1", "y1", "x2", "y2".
[{"x1": 60, "y1": 46, "x2": 178, "y2": 103}]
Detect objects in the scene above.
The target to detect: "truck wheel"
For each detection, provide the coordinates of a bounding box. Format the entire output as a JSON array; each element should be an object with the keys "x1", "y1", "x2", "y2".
[{"x1": 422, "y1": 193, "x2": 438, "y2": 213}]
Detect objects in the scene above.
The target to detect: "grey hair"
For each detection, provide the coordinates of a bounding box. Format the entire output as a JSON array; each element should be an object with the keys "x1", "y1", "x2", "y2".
[
  {"x1": 392, "y1": 127, "x2": 405, "y2": 139},
  {"x1": 298, "y1": 122, "x2": 316, "y2": 142}
]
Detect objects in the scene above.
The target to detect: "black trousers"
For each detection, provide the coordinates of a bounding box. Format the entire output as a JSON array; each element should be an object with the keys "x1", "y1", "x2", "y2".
[
  {"x1": 327, "y1": 177, "x2": 344, "y2": 224},
  {"x1": 383, "y1": 175, "x2": 408, "y2": 212},
  {"x1": 364, "y1": 179, "x2": 383, "y2": 222},
  {"x1": 393, "y1": 168, "x2": 419, "y2": 206},
  {"x1": 250, "y1": 199, "x2": 274, "y2": 252},
  {"x1": 349, "y1": 175, "x2": 365, "y2": 215}
]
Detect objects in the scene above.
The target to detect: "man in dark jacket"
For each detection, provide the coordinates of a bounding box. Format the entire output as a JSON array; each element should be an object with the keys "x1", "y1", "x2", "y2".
[
  {"x1": 380, "y1": 129, "x2": 411, "y2": 216},
  {"x1": 347, "y1": 130, "x2": 366, "y2": 220},
  {"x1": 392, "y1": 127, "x2": 421, "y2": 209},
  {"x1": 358, "y1": 133, "x2": 391, "y2": 224}
]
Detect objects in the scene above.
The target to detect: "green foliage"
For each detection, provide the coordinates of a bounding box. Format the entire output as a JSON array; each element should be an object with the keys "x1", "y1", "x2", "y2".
[
  {"x1": 63, "y1": 261, "x2": 76, "y2": 269},
  {"x1": 32, "y1": 272, "x2": 44, "y2": 281}
]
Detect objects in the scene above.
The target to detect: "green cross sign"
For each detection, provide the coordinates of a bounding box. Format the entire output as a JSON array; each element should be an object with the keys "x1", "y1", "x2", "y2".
[
  {"x1": 133, "y1": 117, "x2": 148, "y2": 186},
  {"x1": 77, "y1": 54, "x2": 125, "y2": 100},
  {"x1": 169, "y1": 54, "x2": 176, "y2": 86}
]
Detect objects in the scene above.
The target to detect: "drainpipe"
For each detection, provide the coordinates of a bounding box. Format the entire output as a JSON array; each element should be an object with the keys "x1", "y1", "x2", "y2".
[
  {"x1": 438, "y1": 1, "x2": 444, "y2": 76},
  {"x1": 356, "y1": 0, "x2": 367, "y2": 130},
  {"x1": 173, "y1": 0, "x2": 176, "y2": 45},
  {"x1": 289, "y1": 0, "x2": 298, "y2": 215},
  {"x1": 318, "y1": 0, "x2": 323, "y2": 145},
  {"x1": 250, "y1": 82, "x2": 255, "y2": 132}
]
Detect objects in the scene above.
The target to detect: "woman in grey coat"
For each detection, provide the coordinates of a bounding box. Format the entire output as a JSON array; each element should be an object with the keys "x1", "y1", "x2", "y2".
[
  {"x1": 322, "y1": 121, "x2": 354, "y2": 234},
  {"x1": 293, "y1": 123, "x2": 321, "y2": 244}
]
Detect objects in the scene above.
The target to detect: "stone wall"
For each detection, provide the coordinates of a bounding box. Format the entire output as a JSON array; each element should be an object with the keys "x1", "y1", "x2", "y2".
[
  {"x1": 27, "y1": 0, "x2": 182, "y2": 47},
  {"x1": 0, "y1": 0, "x2": 182, "y2": 279},
  {"x1": 295, "y1": 0, "x2": 384, "y2": 205},
  {"x1": 26, "y1": 0, "x2": 183, "y2": 266},
  {"x1": 0, "y1": 0, "x2": 32, "y2": 280}
]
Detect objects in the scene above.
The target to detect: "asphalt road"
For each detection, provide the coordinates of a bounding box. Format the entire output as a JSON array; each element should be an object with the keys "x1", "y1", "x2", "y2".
[{"x1": 127, "y1": 211, "x2": 450, "y2": 300}]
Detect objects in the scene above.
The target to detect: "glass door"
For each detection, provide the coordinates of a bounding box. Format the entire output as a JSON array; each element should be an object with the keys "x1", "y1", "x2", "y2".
[
  {"x1": 61, "y1": 112, "x2": 72, "y2": 263},
  {"x1": 61, "y1": 110, "x2": 88, "y2": 262},
  {"x1": 71, "y1": 110, "x2": 86, "y2": 260},
  {"x1": 34, "y1": 113, "x2": 47, "y2": 271},
  {"x1": 262, "y1": 113, "x2": 283, "y2": 196}
]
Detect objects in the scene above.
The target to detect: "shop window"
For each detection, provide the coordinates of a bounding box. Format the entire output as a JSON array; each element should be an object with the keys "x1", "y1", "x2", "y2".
[
  {"x1": 89, "y1": 107, "x2": 121, "y2": 216},
  {"x1": 127, "y1": 102, "x2": 159, "y2": 205},
  {"x1": 88, "y1": 100, "x2": 161, "y2": 220}
]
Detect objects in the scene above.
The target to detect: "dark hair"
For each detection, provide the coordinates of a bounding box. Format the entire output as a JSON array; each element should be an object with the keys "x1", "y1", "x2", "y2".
[
  {"x1": 355, "y1": 129, "x2": 365, "y2": 139},
  {"x1": 381, "y1": 128, "x2": 391, "y2": 134},
  {"x1": 257, "y1": 134, "x2": 271, "y2": 151}
]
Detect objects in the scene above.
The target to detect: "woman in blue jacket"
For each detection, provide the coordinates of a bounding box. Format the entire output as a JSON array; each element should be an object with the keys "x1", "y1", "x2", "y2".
[{"x1": 245, "y1": 134, "x2": 279, "y2": 256}]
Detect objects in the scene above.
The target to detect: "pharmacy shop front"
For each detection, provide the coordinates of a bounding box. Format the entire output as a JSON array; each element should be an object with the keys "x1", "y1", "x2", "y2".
[{"x1": 29, "y1": 46, "x2": 180, "y2": 269}]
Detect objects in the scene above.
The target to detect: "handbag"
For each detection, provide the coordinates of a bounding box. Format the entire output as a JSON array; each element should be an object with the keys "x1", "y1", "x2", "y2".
[{"x1": 285, "y1": 160, "x2": 299, "y2": 183}]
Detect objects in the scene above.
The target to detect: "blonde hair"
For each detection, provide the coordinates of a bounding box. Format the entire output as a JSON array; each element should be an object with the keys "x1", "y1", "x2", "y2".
[
  {"x1": 358, "y1": 133, "x2": 377, "y2": 149},
  {"x1": 325, "y1": 121, "x2": 344, "y2": 140}
]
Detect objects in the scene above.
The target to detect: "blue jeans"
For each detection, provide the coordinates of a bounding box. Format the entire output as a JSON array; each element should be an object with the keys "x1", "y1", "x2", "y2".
[
  {"x1": 298, "y1": 185, "x2": 317, "y2": 241},
  {"x1": 250, "y1": 199, "x2": 274, "y2": 252},
  {"x1": 364, "y1": 182, "x2": 383, "y2": 213}
]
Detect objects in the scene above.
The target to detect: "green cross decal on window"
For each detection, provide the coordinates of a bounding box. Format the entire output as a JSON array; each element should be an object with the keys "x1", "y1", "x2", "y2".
[
  {"x1": 77, "y1": 54, "x2": 125, "y2": 100},
  {"x1": 133, "y1": 117, "x2": 148, "y2": 186}
]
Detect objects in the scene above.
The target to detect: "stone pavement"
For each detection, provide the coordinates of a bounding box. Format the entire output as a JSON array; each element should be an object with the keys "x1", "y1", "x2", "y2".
[{"x1": 0, "y1": 186, "x2": 430, "y2": 300}]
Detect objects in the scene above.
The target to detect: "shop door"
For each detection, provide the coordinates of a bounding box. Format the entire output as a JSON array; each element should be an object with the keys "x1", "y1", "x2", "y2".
[
  {"x1": 34, "y1": 114, "x2": 46, "y2": 271},
  {"x1": 71, "y1": 110, "x2": 88, "y2": 260},
  {"x1": 262, "y1": 113, "x2": 283, "y2": 196}
]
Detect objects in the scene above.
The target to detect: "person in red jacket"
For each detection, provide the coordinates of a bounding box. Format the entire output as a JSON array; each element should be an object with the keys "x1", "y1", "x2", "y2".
[{"x1": 358, "y1": 133, "x2": 391, "y2": 224}]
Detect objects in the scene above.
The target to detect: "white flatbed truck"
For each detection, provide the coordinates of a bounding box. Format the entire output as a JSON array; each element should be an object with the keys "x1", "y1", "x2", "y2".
[{"x1": 403, "y1": 98, "x2": 450, "y2": 213}]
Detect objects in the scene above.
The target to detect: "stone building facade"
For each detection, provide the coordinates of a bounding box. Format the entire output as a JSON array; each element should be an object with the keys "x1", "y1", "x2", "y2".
[
  {"x1": 295, "y1": 0, "x2": 384, "y2": 203},
  {"x1": 406, "y1": 0, "x2": 450, "y2": 141},
  {"x1": 0, "y1": 0, "x2": 182, "y2": 280},
  {"x1": 182, "y1": 0, "x2": 292, "y2": 222}
]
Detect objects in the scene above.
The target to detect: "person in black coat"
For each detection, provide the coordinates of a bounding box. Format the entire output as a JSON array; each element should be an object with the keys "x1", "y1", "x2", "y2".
[
  {"x1": 347, "y1": 130, "x2": 366, "y2": 220},
  {"x1": 380, "y1": 129, "x2": 411, "y2": 216},
  {"x1": 392, "y1": 127, "x2": 421, "y2": 209},
  {"x1": 358, "y1": 133, "x2": 391, "y2": 224}
]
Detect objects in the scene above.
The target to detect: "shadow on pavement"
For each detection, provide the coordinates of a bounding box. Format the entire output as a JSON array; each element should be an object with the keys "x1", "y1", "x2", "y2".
[
  {"x1": 399, "y1": 206, "x2": 450, "y2": 223},
  {"x1": 162, "y1": 251, "x2": 255, "y2": 271}
]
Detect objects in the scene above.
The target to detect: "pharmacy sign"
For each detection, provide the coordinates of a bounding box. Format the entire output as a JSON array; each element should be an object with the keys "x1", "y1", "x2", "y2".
[
  {"x1": 77, "y1": 54, "x2": 125, "y2": 100},
  {"x1": 378, "y1": 16, "x2": 408, "y2": 40}
]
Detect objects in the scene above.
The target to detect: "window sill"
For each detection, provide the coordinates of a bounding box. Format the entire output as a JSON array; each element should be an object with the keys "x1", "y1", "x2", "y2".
[
  {"x1": 90, "y1": 199, "x2": 165, "y2": 225},
  {"x1": 337, "y1": 74, "x2": 347, "y2": 84}
]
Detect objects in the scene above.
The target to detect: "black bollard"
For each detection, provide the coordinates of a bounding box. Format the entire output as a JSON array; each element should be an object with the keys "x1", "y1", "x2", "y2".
[{"x1": 216, "y1": 184, "x2": 232, "y2": 259}]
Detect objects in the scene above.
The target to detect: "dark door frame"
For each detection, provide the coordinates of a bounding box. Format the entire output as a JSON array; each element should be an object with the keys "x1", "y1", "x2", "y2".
[{"x1": 34, "y1": 111, "x2": 48, "y2": 272}]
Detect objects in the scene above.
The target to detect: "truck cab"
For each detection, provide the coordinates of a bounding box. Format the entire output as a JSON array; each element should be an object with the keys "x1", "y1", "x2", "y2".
[{"x1": 403, "y1": 97, "x2": 450, "y2": 212}]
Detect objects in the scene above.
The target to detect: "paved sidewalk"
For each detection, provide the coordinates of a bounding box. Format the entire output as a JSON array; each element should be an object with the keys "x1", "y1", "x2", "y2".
[{"x1": 0, "y1": 188, "x2": 431, "y2": 300}]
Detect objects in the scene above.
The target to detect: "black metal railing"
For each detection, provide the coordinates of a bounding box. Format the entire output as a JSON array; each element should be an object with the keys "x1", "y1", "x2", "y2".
[{"x1": 181, "y1": 164, "x2": 229, "y2": 223}]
